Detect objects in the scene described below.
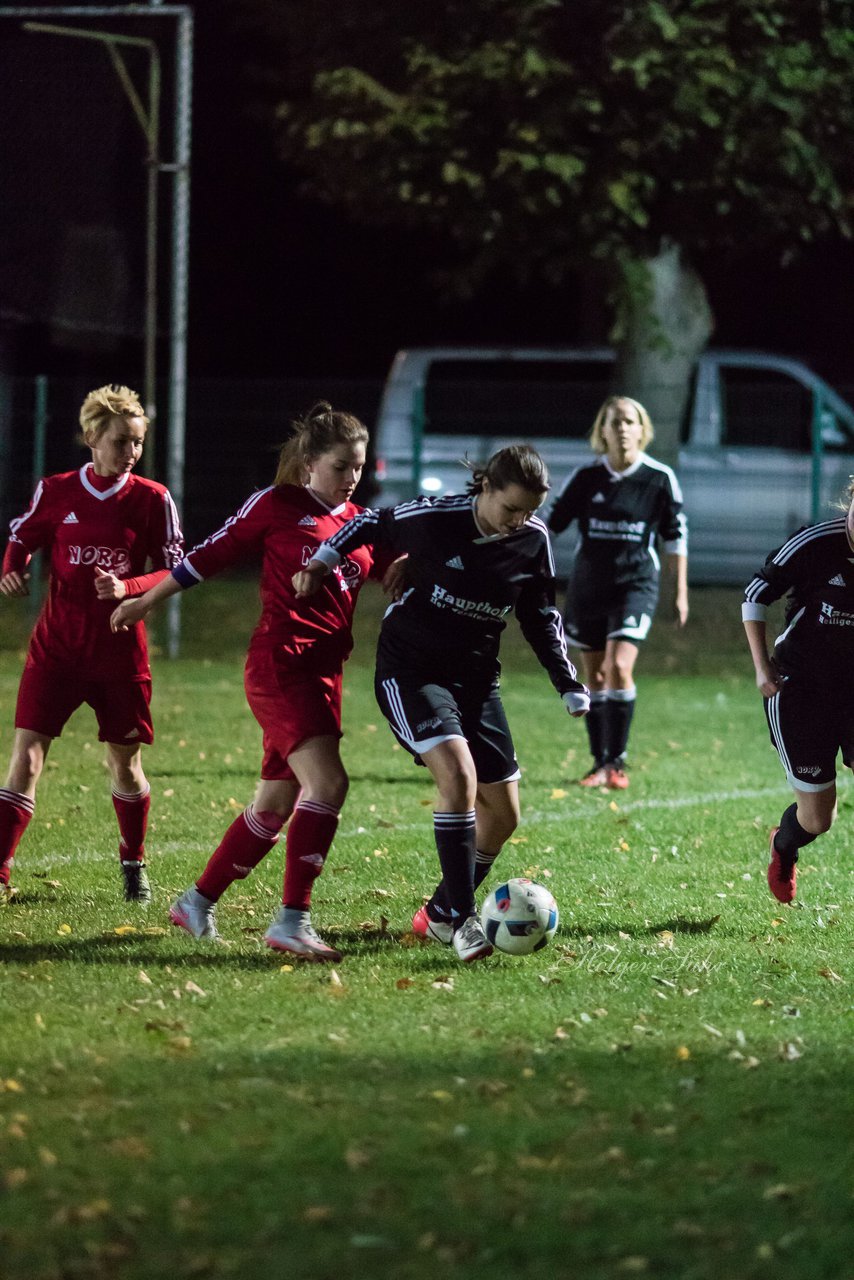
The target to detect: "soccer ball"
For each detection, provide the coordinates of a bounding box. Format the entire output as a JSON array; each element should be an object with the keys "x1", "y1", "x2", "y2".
[{"x1": 480, "y1": 878, "x2": 559, "y2": 955}]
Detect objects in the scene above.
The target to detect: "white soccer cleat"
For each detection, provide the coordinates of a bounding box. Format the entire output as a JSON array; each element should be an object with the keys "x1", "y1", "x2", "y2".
[
  {"x1": 169, "y1": 886, "x2": 222, "y2": 942},
  {"x1": 412, "y1": 904, "x2": 453, "y2": 945},
  {"x1": 264, "y1": 907, "x2": 342, "y2": 962},
  {"x1": 452, "y1": 915, "x2": 494, "y2": 963}
]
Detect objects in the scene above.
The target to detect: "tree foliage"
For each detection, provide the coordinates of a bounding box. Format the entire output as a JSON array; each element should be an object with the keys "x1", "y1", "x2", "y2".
[{"x1": 242, "y1": 0, "x2": 854, "y2": 293}]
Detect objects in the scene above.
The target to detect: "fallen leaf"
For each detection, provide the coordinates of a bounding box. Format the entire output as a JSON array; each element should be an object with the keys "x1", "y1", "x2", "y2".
[
  {"x1": 138, "y1": 970, "x2": 153, "y2": 986},
  {"x1": 818, "y1": 967, "x2": 843, "y2": 983},
  {"x1": 431, "y1": 976, "x2": 454, "y2": 991},
  {"x1": 344, "y1": 1146, "x2": 371, "y2": 1170},
  {"x1": 111, "y1": 925, "x2": 139, "y2": 937},
  {"x1": 303, "y1": 1205, "x2": 333, "y2": 1223},
  {"x1": 0, "y1": 1079, "x2": 25, "y2": 1093},
  {"x1": 395, "y1": 977, "x2": 415, "y2": 990},
  {"x1": 184, "y1": 981, "x2": 207, "y2": 998},
  {"x1": 550, "y1": 788, "x2": 567, "y2": 800},
  {"x1": 675, "y1": 1046, "x2": 691, "y2": 1061},
  {"x1": 763, "y1": 1184, "x2": 797, "y2": 1201},
  {"x1": 5, "y1": 1168, "x2": 28, "y2": 1189},
  {"x1": 56, "y1": 924, "x2": 72, "y2": 936}
]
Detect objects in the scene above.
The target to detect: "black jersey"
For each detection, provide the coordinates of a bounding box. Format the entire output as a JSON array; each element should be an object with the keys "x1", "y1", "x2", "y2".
[
  {"x1": 743, "y1": 517, "x2": 854, "y2": 684},
  {"x1": 313, "y1": 493, "x2": 585, "y2": 699},
  {"x1": 548, "y1": 454, "x2": 687, "y2": 596}
]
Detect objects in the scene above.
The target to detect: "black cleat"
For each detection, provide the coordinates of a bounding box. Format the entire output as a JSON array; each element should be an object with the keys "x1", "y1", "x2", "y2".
[{"x1": 121, "y1": 860, "x2": 151, "y2": 905}]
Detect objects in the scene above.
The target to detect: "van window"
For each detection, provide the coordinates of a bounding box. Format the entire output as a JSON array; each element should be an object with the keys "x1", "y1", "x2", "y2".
[
  {"x1": 720, "y1": 368, "x2": 812, "y2": 451},
  {"x1": 424, "y1": 359, "x2": 612, "y2": 439}
]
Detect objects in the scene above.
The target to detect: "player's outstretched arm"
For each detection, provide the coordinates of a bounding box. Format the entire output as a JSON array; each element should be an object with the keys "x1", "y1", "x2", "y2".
[{"x1": 111, "y1": 572, "x2": 182, "y2": 632}]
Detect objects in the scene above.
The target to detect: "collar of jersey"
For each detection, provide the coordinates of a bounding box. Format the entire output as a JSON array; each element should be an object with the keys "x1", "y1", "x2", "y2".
[
  {"x1": 304, "y1": 485, "x2": 348, "y2": 516},
  {"x1": 602, "y1": 453, "x2": 646, "y2": 481},
  {"x1": 79, "y1": 463, "x2": 130, "y2": 501}
]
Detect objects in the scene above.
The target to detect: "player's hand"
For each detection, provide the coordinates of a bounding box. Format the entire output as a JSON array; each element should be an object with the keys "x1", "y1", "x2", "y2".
[
  {"x1": 381, "y1": 555, "x2": 408, "y2": 600},
  {"x1": 94, "y1": 566, "x2": 127, "y2": 601},
  {"x1": 563, "y1": 690, "x2": 590, "y2": 718},
  {"x1": 292, "y1": 563, "x2": 327, "y2": 598},
  {"x1": 755, "y1": 658, "x2": 784, "y2": 698},
  {"x1": 673, "y1": 594, "x2": 689, "y2": 628},
  {"x1": 110, "y1": 598, "x2": 148, "y2": 632},
  {"x1": 0, "y1": 571, "x2": 30, "y2": 597}
]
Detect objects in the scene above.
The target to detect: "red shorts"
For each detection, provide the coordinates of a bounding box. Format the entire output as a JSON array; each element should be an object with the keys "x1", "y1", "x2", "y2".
[
  {"x1": 244, "y1": 649, "x2": 343, "y2": 782},
  {"x1": 15, "y1": 662, "x2": 153, "y2": 745}
]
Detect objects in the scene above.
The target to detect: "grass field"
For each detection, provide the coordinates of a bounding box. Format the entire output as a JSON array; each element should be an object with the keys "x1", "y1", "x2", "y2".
[{"x1": 1, "y1": 583, "x2": 853, "y2": 1280}]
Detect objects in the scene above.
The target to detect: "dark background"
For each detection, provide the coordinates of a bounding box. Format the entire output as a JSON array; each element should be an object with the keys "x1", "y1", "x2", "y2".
[{"x1": 2, "y1": 0, "x2": 854, "y2": 386}]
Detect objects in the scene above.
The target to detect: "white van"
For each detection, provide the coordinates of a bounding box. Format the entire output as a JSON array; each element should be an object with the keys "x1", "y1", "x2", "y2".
[{"x1": 371, "y1": 347, "x2": 854, "y2": 584}]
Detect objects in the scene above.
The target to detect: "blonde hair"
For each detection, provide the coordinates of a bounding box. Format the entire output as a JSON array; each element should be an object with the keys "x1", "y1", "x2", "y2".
[
  {"x1": 79, "y1": 384, "x2": 148, "y2": 445},
  {"x1": 589, "y1": 395, "x2": 654, "y2": 454},
  {"x1": 275, "y1": 401, "x2": 369, "y2": 486}
]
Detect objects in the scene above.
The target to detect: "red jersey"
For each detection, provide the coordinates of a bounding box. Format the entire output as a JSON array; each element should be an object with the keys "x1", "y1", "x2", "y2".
[
  {"x1": 173, "y1": 485, "x2": 377, "y2": 670},
  {"x1": 5, "y1": 464, "x2": 183, "y2": 680}
]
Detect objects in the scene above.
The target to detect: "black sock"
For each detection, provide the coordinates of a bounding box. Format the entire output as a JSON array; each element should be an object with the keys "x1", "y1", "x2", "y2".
[
  {"x1": 585, "y1": 693, "x2": 608, "y2": 767},
  {"x1": 605, "y1": 689, "x2": 636, "y2": 764},
  {"x1": 430, "y1": 848, "x2": 497, "y2": 918},
  {"x1": 774, "y1": 803, "x2": 819, "y2": 863},
  {"x1": 432, "y1": 810, "x2": 476, "y2": 923}
]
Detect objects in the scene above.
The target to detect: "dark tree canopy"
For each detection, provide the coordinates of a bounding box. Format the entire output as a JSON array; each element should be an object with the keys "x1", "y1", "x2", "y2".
[{"x1": 239, "y1": 0, "x2": 854, "y2": 453}]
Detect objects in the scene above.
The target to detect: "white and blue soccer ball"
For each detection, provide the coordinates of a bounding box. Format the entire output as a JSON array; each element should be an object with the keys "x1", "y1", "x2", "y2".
[{"x1": 480, "y1": 878, "x2": 559, "y2": 955}]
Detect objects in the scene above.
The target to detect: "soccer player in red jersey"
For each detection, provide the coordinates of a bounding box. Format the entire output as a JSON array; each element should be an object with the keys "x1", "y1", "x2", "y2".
[
  {"x1": 111, "y1": 402, "x2": 393, "y2": 960},
  {"x1": 0, "y1": 384, "x2": 184, "y2": 904}
]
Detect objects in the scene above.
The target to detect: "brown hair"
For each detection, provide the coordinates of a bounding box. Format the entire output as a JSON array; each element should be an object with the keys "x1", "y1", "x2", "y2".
[
  {"x1": 79, "y1": 384, "x2": 148, "y2": 445},
  {"x1": 589, "y1": 395, "x2": 654, "y2": 454},
  {"x1": 466, "y1": 443, "x2": 550, "y2": 496},
  {"x1": 275, "y1": 401, "x2": 369, "y2": 486}
]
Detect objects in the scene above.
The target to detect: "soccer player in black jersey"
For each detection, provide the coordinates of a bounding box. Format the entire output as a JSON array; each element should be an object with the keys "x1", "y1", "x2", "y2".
[
  {"x1": 743, "y1": 484, "x2": 854, "y2": 903},
  {"x1": 294, "y1": 445, "x2": 590, "y2": 963},
  {"x1": 548, "y1": 396, "x2": 688, "y2": 790}
]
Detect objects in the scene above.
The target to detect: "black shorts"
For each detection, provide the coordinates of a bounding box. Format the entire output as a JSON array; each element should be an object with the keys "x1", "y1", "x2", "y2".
[
  {"x1": 563, "y1": 583, "x2": 658, "y2": 652},
  {"x1": 374, "y1": 666, "x2": 520, "y2": 785},
  {"x1": 765, "y1": 676, "x2": 854, "y2": 792}
]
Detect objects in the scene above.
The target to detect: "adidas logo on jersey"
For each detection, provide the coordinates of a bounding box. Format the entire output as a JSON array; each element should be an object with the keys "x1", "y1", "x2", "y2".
[
  {"x1": 828, "y1": 573, "x2": 846, "y2": 586},
  {"x1": 445, "y1": 555, "x2": 465, "y2": 570},
  {"x1": 298, "y1": 515, "x2": 317, "y2": 528},
  {"x1": 63, "y1": 512, "x2": 79, "y2": 524},
  {"x1": 591, "y1": 492, "x2": 606, "y2": 503}
]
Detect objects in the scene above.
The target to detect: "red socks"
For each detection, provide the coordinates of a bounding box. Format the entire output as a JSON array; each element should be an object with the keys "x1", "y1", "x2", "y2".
[
  {"x1": 196, "y1": 805, "x2": 285, "y2": 901},
  {"x1": 112, "y1": 786, "x2": 151, "y2": 864},
  {"x1": 283, "y1": 800, "x2": 340, "y2": 910},
  {"x1": 0, "y1": 788, "x2": 35, "y2": 886}
]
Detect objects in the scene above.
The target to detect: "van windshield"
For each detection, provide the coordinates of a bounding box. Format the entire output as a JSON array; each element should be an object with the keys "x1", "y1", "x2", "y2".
[{"x1": 424, "y1": 359, "x2": 612, "y2": 438}]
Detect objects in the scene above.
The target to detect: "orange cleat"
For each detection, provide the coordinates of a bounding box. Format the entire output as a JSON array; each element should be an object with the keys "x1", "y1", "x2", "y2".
[
  {"x1": 605, "y1": 765, "x2": 630, "y2": 790},
  {"x1": 578, "y1": 766, "x2": 608, "y2": 788}
]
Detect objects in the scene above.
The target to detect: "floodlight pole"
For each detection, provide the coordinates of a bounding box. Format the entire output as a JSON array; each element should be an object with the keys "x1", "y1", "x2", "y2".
[{"x1": 22, "y1": 21, "x2": 161, "y2": 471}]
